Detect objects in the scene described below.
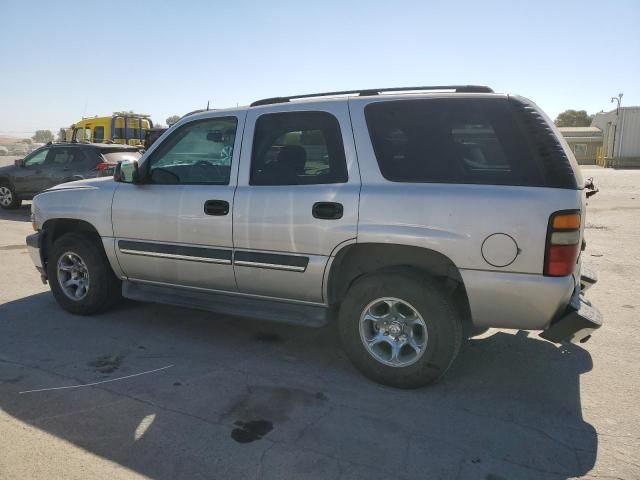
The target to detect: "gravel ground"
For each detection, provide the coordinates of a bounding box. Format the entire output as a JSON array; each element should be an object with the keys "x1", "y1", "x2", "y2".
[
  {"x1": 0, "y1": 155, "x2": 21, "y2": 168},
  {"x1": 0, "y1": 166, "x2": 638, "y2": 479}
]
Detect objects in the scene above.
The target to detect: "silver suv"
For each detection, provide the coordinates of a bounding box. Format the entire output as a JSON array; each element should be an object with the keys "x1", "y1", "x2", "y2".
[{"x1": 26, "y1": 86, "x2": 602, "y2": 388}]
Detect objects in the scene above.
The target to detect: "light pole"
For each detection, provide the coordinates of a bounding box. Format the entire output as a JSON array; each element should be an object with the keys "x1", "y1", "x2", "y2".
[{"x1": 610, "y1": 93, "x2": 623, "y2": 161}]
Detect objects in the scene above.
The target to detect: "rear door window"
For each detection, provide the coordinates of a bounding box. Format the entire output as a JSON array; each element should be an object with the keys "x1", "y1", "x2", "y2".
[
  {"x1": 364, "y1": 98, "x2": 544, "y2": 186},
  {"x1": 250, "y1": 111, "x2": 348, "y2": 186},
  {"x1": 50, "y1": 148, "x2": 86, "y2": 167}
]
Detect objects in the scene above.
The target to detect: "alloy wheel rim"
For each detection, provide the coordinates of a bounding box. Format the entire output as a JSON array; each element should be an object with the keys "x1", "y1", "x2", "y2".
[
  {"x1": 0, "y1": 186, "x2": 12, "y2": 206},
  {"x1": 359, "y1": 297, "x2": 428, "y2": 367},
  {"x1": 57, "y1": 252, "x2": 90, "y2": 301}
]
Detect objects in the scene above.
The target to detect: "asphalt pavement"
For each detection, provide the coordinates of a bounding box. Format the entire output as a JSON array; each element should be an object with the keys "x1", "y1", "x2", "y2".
[{"x1": 0, "y1": 166, "x2": 638, "y2": 479}]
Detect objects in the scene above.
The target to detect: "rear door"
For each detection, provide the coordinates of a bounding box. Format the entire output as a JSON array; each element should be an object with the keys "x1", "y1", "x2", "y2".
[
  {"x1": 233, "y1": 102, "x2": 360, "y2": 303},
  {"x1": 47, "y1": 147, "x2": 90, "y2": 185}
]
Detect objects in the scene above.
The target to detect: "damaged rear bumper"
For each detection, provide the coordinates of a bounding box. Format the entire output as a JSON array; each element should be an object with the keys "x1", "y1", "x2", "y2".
[{"x1": 539, "y1": 269, "x2": 602, "y2": 344}]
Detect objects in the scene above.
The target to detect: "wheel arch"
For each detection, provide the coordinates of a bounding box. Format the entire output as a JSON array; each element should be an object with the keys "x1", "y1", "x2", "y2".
[
  {"x1": 325, "y1": 243, "x2": 472, "y2": 331},
  {"x1": 41, "y1": 218, "x2": 103, "y2": 270}
]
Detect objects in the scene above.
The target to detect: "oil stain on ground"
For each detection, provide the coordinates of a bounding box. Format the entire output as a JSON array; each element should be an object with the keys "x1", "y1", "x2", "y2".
[
  {"x1": 227, "y1": 385, "x2": 329, "y2": 444},
  {"x1": 231, "y1": 420, "x2": 273, "y2": 443},
  {"x1": 88, "y1": 355, "x2": 124, "y2": 374}
]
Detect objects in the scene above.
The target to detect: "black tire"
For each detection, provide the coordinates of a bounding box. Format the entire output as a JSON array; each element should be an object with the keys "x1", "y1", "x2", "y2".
[
  {"x1": 338, "y1": 270, "x2": 463, "y2": 389},
  {"x1": 47, "y1": 232, "x2": 122, "y2": 315},
  {"x1": 0, "y1": 183, "x2": 21, "y2": 209}
]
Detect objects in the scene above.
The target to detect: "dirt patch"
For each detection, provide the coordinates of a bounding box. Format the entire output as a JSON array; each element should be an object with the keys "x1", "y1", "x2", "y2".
[
  {"x1": 87, "y1": 355, "x2": 124, "y2": 374},
  {"x1": 1, "y1": 375, "x2": 24, "y2": 384}
]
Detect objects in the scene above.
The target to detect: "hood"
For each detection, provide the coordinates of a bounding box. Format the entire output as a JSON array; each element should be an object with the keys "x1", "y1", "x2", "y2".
[
  {"x1": 0, "y1": 164, "x2": 17, "y2": 176},
  {"x1": 45, "y1": 176, "x2": 117, "y2": 193}
]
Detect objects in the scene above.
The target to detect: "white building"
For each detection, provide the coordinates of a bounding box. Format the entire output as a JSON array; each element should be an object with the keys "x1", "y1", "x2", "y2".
[
  {"x1": 558, "y1": 127, "x2": 603, "y2": 165},
  {"x1": 591, "y1": 106, "x2": 640, "y2": 167}
]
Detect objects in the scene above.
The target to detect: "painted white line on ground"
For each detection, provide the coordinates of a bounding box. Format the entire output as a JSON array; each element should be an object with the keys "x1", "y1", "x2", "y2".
[{"x1": 19, "y1": 364, "x2": 175, "y2": 394}]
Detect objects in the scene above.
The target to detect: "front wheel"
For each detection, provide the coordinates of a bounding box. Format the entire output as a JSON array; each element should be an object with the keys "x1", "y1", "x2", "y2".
[
  {"x1": 339, "y1": 271, "x2": 463, "y2": 389},
  {"x1": 0, "y1": 184, "x2": 21, "y2": 209},
  {"x1": 47, "y1": 232, "x2": 122, "y2": 314}
]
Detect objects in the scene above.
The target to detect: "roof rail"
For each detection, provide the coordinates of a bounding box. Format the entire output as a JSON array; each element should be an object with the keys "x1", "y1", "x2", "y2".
[
  {"x1": 181, "y1": 109, "x2": 208, "y2": 118},
  {"x1": 250, "y1": 85, "x2": 494, "y2": 107}
]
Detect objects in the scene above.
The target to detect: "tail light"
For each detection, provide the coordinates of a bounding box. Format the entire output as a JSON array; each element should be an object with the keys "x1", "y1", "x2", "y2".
[
  {"x1": 544, "y1": 211, "x2": 581, "y2": 276},
  {"x1": 95, "y1": 162, "x2": 113, "y2": 171}
]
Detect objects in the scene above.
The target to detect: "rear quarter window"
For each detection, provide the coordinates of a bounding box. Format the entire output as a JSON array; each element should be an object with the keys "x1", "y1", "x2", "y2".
[{"x1": 365, "y1": 98, "x2": 547, "y2": 186}]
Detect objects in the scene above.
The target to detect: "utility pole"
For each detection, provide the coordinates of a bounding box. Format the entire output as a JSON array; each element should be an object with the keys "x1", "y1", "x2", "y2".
[{"x1": 610, "y1": 93, "x2": 623, "y2": 160}]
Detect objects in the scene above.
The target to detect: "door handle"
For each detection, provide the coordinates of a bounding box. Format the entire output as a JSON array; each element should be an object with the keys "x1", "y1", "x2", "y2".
[
  {"x1": 312, "y1": 202, "x2": 343, "y2": 220},
  {"x1": 204, "y1": 200, "x2": 229, "y2": 216}
]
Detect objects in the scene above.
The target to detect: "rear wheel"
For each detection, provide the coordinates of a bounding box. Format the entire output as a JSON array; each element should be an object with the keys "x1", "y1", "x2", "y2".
[
  {"x1": 0, "y1": 184, "x2": 21, "y2": 209},
  {"x1": 339, "y1": 270, "x2": 463, "y2": 388},
  {"x1": 47, "y1": 232, "x2": 122, "y2": 314}
]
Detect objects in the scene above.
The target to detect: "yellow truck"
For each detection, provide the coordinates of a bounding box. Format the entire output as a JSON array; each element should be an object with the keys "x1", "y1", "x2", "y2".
[{"x1": 70, "y1": 112, "x2": 154, "y2": 146}]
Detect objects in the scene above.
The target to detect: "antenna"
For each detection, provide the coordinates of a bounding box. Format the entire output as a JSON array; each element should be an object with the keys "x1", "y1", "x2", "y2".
[{"x1": 206, "y1": 100, "x2": 210, "y2": 111}]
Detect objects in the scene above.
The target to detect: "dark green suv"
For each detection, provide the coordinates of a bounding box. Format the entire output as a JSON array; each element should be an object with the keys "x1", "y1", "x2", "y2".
[{"x1": 0, "y1": 143, "x2": 140, "y2": 209}]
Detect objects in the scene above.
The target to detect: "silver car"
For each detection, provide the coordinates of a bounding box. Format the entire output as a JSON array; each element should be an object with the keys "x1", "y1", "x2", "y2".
[{"x1": 26, "y1": 85, "x2": 601, "y2": 388}]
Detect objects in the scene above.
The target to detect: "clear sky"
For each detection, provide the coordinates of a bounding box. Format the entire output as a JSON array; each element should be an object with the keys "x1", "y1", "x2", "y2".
[{"x1": 1, "y1": 0, "x2": 638, "y2": 136}]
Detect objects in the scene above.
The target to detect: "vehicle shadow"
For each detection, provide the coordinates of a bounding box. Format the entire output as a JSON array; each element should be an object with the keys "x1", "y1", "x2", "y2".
[
  {"x1": 0, "y1": 292, "x2": 596, "y2": 479},
  {"x1": 0, "y1": 203, "x2": 31, "y2": 222}
]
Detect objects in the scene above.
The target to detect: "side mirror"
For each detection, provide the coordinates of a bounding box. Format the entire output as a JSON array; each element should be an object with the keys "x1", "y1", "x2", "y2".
[
  {"x1": 114, "y1": 159, "x2": 140, "y2": 183},
  {"x1": 14, "y1": 159, "x2": 24, "y2": 168}
]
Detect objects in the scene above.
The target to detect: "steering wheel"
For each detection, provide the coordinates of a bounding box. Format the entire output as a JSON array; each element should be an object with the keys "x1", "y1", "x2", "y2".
[
  {"x1": 191, "y1": 160, "x2": 223, "y2": 182},
  {"x1": 194, "y1": 160, "x2": 215, "y2": 168}
]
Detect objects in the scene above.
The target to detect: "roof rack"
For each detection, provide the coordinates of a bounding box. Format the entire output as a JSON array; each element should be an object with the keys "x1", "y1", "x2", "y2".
[
  {"x1": 181, "y1": 108, "x2": 209, "y2": 118},
  {"x1": 250, "y1": 85, "x2": 494, "y2": 107}
]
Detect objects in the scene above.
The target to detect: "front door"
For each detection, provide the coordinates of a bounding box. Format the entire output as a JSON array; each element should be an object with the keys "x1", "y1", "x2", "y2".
[
  {"x1": 11, "y1": 148, "x2": 53, "y2": 195},
  {"x1": 233, "y1": 103, "x2": 360, "y2": 303},
  {"x1": 112, "y1": 113, "x2": 245, "y2": 291}
]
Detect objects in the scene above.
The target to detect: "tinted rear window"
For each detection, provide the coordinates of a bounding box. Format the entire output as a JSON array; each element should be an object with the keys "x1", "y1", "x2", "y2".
[
  {"x1": 365, "y1": 98, "x2": 546, "y2": 186},
  {"x1": 102, "y1": 151, "x2": 141, "y2": 163}
]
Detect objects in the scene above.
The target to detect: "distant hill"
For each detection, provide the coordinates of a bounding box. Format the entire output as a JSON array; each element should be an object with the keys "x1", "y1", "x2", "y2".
[{"x1": 0, "y1": 136, "x2": 27, "y2": 145}]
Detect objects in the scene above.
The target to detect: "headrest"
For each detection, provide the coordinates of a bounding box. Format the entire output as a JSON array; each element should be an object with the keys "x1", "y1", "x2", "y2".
[{"x1": 277, "y1": 145, "x2": 306, "y2": 175}]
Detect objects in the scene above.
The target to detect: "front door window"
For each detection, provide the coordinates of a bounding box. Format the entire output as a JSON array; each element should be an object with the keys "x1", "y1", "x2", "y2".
[
  {"x1": 23, "y1": 149, "x2": 49, "y2": 167},
  {"x1": 147, "y1": 117, "x2": 238, "y2": 185}
]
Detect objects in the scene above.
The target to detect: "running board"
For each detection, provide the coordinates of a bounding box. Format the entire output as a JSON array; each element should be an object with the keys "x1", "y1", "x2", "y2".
[{"x1": 122, "y1": 280, "x2": 329, "y2": 328}]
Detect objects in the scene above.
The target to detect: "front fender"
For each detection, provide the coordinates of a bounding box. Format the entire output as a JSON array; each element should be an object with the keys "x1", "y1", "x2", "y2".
[{"x1": 32, "y1": 179, "x2": 117, "y2": 238}]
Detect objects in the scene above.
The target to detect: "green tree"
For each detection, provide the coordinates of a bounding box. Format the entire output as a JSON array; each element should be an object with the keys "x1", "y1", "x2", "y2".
[
  {"x1": 166, "y1": 115, "x2": 180, "y2": 126},
  {"x1": 554, "y1": 110, "x2": 594, "y2": 127},
  {"x1": 32, "y1": 130, "x2": 54, "y2": 143}
]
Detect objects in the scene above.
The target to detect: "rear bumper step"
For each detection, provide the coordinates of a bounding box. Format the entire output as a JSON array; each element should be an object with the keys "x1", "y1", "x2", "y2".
[
  {"x1": 580, "y1": 264, "x2": 598, "y2": 292},
  {"x1": 540, "y1": 265, "x2": 602, "y2": 344},
  {"x1": 539, "y1": 296, "x2": 602, "y2": 344}
]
